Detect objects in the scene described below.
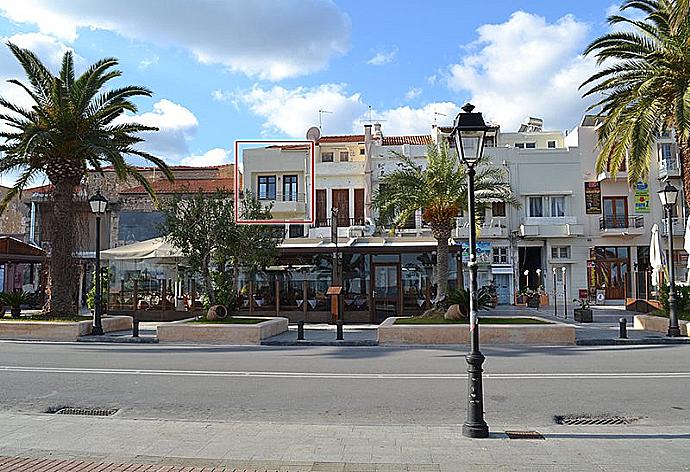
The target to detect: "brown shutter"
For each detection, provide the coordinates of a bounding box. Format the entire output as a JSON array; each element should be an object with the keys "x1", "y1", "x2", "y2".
[
  {"x1": 316, "y1": 189, "x2": 327, "y2": 225},
  {"x1": 354, "y1": 188, "x2": 364, "y2": 224}
]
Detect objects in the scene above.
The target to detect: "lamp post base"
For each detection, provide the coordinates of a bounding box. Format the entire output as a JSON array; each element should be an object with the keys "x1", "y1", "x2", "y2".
[
  {"x1": 92, "y1": 326, "x2": 104, "y2": 336},
  {"x1": 462, "y1": 422, "x2": 489, "y2": 438},
  {"x1": 463, "y1": 349, "x2": 489, "y2": 439},
  {"x1": 668, "y1": 326, "x2": 681, "y2": 337}
]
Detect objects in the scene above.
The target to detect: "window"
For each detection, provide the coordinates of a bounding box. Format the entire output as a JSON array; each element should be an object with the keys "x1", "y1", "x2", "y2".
[
  {"x1": 515, "y1": 143, "x2": 525, "y2": 149},
  {"x1": 118, "y1": 211, "x2": 165, "y2": 242},
  {"x1": 288, "y1": 224, "x2": 304, "y2": 238},
  {"x1": 547, "y1": 141, "x2": 556, "y2": 149},
  {"x1": 339, "y1": 151, "x2": 349, "y2": 162},
  {"x1": 258, "y1": 175, "x2": 276, "y2": 200},
  {"x1": 660, "y1": 143, "x2": 673, "y2": 161},
  {"x1": 359, "y1": 148, "x2": 365, "y2": 155},
  {"x1": 322, "y1": 151, "x2": 333, "y2": 162},
  {"x1": 525, "y1": 142, "x2": 536, "y2": 149},
  {"x1": 550, "y1": 196, "x2": 565, "y2": 217},
  {"x1": 283, "y1": 175, "x2": 298, "y2": 202},
  {"x1": 492, "y1": 247, "x2": 508, "y2": 264},
  {"x1": 528, "y1": 197, "x2": 543, "y2": 217},
  {"x1": 491, "y1": 202, "x2": 506, "y2": 217},
  {"x1": 551, "y1": 246, "x2": 571, "y2": 259}
]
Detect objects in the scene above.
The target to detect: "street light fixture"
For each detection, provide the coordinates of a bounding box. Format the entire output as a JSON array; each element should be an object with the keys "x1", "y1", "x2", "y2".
[
  {"x1": 451, "y1": 103, "x2": 490, "y2": 439},
  {"x1": 523, "y1": 269, "x2": 529, "y2": 289},
  {"x1": 552, "y1": 267, "x2": 557, "y2": 317},
  {"x1": 561, "y1": 266, "x2": 567, "y2": 319},
  {"x1": 658, "y1": 182, "x2": 681, "y2": 337},
  {"x1": 89, "y1": 190, "x2": 108, "y2": 336}
]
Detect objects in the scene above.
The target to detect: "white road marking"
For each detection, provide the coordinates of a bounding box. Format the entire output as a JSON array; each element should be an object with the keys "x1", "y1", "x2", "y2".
[{"x1": 1, "y1": 365, "x2": 690, "y2": 380}]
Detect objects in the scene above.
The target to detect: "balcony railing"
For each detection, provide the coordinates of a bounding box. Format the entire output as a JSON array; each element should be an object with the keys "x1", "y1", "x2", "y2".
[
  {"x1": 599, "y1": 215, "x2": 644, "y2": 230},
  {"x1": 311, "y1": 217, "x2": 365, "y2": 228},
  {"x1": 258, "y1": 192, "x2": 306, "y2": 202},
  {"x1": 658, "y1": 158, "x2": 681, "y2": 179},
  {"x1": 661, "y1": 217, "x2": 687, "y2": 236}
]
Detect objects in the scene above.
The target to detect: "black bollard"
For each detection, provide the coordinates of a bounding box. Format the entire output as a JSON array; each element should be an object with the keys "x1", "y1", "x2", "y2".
[
  {"x1": 132, "y1": 318, "x2": 139, "y2": 338},
  {"x1": 336, "y1": 320, "x2": 344, "y2": 340},
  {"x1": 619, "y1": 317, "x2": 627, "y2": 339},
  {"x1": 297, "y1": 320, "x2": 305, "y2": 340}
]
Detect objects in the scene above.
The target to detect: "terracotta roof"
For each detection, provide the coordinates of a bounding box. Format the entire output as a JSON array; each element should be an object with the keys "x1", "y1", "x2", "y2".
[
  {"x1": 382, "y1": 135, "x2": 432, "y2": 145},
  {"x1": 266, "y1": 144, "x2": 311, "y2": 151},
  {"x1": 318, "y1": 135, "x2": 365, "y2": 143},
  {"x1": 101, "y1": 165, "x2": 222, "y2": 171},
  {"x1": 120, "y1": 178, "x2": 234, "y2": 195}
]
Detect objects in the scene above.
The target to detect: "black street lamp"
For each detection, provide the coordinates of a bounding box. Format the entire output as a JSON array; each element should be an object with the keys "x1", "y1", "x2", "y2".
[
  {"x1": 561, "y1": 266, "x2": 567, "y2": 319},
  {"x1": 552, "y1": 267, "x2": 557, "y2": 317},
  {"x1": 658, "y1": 182, "x2": 681, "y2": 337},
  {"x1": 89, "y1": 190, "x2": 108, "y2": 336},
  {"x1": 451, "y1": 103, "x2": 490, "y2": 439}
]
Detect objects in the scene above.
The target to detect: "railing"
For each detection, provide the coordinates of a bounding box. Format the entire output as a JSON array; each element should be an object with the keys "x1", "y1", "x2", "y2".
[
  {"x1": 311, "y1": 217, "x2": 365, "y2": 228},
  {"x1": 258, "y1": 191, "x2": 306, "y2": 202},
  {"x1": 599, "y1": 215, "x2": 644, "y2": 230},
  {"x1": 661, "y1": 217, "x2": 687, "y2": 235}
]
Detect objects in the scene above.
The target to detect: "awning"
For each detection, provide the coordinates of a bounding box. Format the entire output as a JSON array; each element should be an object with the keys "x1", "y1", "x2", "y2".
[
  {"x1": 0, "y1": 236, "x2": 45, "y2": 263},
  {"x1": 101, "y1": 237, "x2": 184, "y2": 262}
]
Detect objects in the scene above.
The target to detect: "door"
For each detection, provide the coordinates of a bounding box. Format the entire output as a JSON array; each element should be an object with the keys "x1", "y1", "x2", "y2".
[
  {"x1": 494, "y1": 274, "x2": 510, "y2": 305},
  {"x1": 603, "y1": 197, "x2": 628, "y2": 228},
  {"x1": 283, "y1": 175, "x2": 298, "y2": 201},
  {"x1": 354, "y1": 188, "x2": 364, "y2": 225},
  {"x1": 316, "y1": 189, "x2": 326, "y2": 226},
  {"x1": 372, "y1": 264, "x2": 399, "y2": 322},
  {"x1": 332, "y1": 189, "x2": 350, "y2": 226}
]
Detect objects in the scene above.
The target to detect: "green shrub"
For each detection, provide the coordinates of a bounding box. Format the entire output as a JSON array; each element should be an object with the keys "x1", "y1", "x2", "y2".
[
  {"x1": 447, "y1": 286, "x2": 493, "y2": 318},
  {"x1": 658, "y1": 284, "x2": 690, "y2": 314}
]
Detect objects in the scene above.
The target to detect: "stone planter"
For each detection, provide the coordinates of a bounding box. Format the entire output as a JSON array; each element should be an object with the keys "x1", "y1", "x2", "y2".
[
  {"x1": 573, "y1": 308, "x2": 593, "y2": 323},
  {"x1": 377, "y1": 317, "x2": 576, "y2": 345},
  {"x1": 527, "y1": 297, "x2": 540, "y2": 308},
  {"x1": 634, "y1": 314, "x2": 690, "y2": 336},
  {"x1": 0, "y1": 316, "x2": 132, "y2": 342},
  {"x1": 157, "y1": 317, "x2": 288, "y2": 344}
]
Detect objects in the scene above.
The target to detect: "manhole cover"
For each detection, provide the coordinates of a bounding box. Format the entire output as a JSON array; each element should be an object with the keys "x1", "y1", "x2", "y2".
[
  {"x1": 505, "y1": 430, "x2": 545, "y2": 439},
  {"x1": 554, "y1": 415, "x2": 639, "y2": 425},
  {"x1": 48, "y1": 407, "x2": 118, "y2": 416}
]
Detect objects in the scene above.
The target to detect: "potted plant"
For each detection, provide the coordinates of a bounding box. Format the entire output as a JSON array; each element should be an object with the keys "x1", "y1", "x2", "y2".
[
  {"x1": 573, "y1": 298, "x2": 593, "y2": 322},
  {"x1": 0, "y1": 291, "x2": 33, "y2": 319}
]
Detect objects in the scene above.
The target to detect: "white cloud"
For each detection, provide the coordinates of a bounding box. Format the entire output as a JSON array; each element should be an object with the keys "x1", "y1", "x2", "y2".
[
  {"x1": 404, "y1": 87, "x2": 422, "y2": 101},
  {"x1": 179, "y1": 148, "x2": 229, "y2": 166},
  {"x1": 235, "y1": 83, "x2": 367, "y2": 138},
  {"x1": 367, "y1": 47, "x2": 397, "y2": 66},
  {"x1": 446, "y1": 11, "x2": 598, "y2": 131},
  {"x1": 373, "y1": 102, "x2": 460, "y2": 135},
  {"x1": 138, "y1": 54, "x2": 159, "y2": 70},
  {"x1": 0, "y1": 0, "x2": 350, "y2": 81},
  {"x1": 116, "y1": 99, "x2": 199, "y2": 160}
]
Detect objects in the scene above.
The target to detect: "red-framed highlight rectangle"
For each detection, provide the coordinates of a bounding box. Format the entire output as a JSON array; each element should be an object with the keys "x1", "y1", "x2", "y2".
[{"x1": 234, "y1": 139, "x2": 316, "y2": 225}]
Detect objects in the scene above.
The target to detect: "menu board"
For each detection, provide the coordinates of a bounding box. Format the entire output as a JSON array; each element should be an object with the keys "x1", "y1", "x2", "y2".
[{"x1": 584, "y1": 181, "x2": 602, "y2": 214}]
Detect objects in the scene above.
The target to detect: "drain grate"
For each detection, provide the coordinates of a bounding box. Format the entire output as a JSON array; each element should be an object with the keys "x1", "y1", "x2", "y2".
[
  {"x1": 505, "y1": 430, "x2": 545, "y2": 440},
  {"x1": 49, "y1": 407, "x2": 118, "y2": 417},
  {"x1": 554, "y1": 415, "x2": 639, "y2": 425}
]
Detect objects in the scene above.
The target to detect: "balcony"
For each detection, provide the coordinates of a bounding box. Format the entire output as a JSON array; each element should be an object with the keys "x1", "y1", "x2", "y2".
[
  {"x1": 258, "y1": 192, "x2": 307, "y2": 215},
  {"x1": 519, "y1": 217, "x2": 583, "y2": 238},
  {"x1": 599, "y1": 215, "x2": 645, "y2": 236},
  {"x1": 308, "y1": 217, "x2": 367, "y2": 238},
  {"x1": 455, "y1": 217, "x2": 508, "y2": 238},
  {"x1": 658, "y1": 158, "x2": 681, "y2": 180},
  {"x1": 660, "y1": 217, "x2": 687, "y2": 236}
]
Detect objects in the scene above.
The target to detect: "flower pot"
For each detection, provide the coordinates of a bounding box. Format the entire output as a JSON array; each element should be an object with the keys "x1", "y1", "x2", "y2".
[
  {"x1": 527, "y1": 297, "x2": 540, "y2": 308},
  {"x1": 10, "y1": 307, "x2": 21, "y2": 319},
  {"x1": 573, "y1": 308, "x2": 593, "y2": 323}
]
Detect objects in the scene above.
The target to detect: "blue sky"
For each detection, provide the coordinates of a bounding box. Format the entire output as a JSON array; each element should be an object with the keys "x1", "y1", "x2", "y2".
[{"x1": 0, "y1": 0, "x2": 618, "y2": 171}]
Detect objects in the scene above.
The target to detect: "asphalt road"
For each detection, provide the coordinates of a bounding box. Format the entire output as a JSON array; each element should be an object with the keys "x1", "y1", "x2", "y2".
[{"x1": 1, "y1": 341, "x2": 689, "y2": 428}]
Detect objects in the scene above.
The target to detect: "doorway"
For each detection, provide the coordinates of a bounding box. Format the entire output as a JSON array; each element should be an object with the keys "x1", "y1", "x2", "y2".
[
  {"x1": 494, "y1": 274, "x2": 511, "y2": 305},
  {"x1": 603, "y1": 197, "x2": 628, "y2": 228},
  {"x1": 518, "y1": 247, "x2": 542, "y2": 290},
  {"x1": 372, "y1": 263, "x2": 399, "y2": 322}
]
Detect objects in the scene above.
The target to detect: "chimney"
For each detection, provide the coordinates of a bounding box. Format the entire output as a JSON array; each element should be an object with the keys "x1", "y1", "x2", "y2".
[
  {"x1": 373, "y1": 122, "x2": 383, "y2": 141},
  {"x1": 364, "y1": 124, "x2": 372, "y2": 146}
]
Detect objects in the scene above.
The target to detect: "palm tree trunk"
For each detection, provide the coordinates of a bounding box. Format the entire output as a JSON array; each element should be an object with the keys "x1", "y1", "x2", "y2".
[
  {"x1": 680, "y1": 139, "x2": 690, "y2": 210},
  {"x1": 433, "y1": 227, "x2": 451, "y2": 306},
  {"x1": 45, "y1": 180, "x2": 80, "y2": 316}
]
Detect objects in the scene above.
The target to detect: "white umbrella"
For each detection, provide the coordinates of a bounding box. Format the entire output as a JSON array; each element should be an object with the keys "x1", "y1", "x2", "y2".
[{"x1": 650, "y1": 224, "x2": 663, "y2": 287}]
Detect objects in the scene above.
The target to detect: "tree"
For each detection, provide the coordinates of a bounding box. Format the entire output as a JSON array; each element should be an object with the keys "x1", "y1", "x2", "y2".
[
  {"x1": 372, "y1": 142, "x2": 517, "y2": 309},
  {"x1": 581, "y1": 0, "x2": 690, "y2": 207},
  {"x1": 160, "y1": 189, "x2": 284, "y2": 308},
  {"x1": 0, "y1": 43, "x2": 171, "y2": 316}
]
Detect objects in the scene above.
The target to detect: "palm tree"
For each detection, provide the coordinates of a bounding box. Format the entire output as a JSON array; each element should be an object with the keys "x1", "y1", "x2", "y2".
[
  {"x1": 0, "y1": 43, "x2": 173, "y2": 316},
  {"x1": 581, "y1": 0, "x2": 690, "y2": 207},
  {"x1": 372, "y1": 142, "x2": 516, "y2": 310}
]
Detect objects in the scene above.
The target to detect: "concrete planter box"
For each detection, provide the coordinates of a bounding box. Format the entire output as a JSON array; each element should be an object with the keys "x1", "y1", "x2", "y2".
[
  {"x1": 0, "y1": 316, "x2": 132, "y2": 342},
  {"x1": 573, "y1": 308, "x2": 593, "y2": 323},
  {"x1": 377, "y1": 317, "x2": 576, "y2": 346},
  {"x1": 634, "y1": 314, "x2": 690, "y2": 336},
  {"x1": 157, "y1": 317, "x2": 288, "y2": 344}
]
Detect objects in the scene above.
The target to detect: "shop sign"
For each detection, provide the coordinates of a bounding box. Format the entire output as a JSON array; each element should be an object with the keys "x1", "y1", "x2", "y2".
[
  {"x1": 634, "y1": 181, "x2": 650, "y2": 213},
  {"x1": 461, "y1": 241, "x2": 492, "y2": 264},
  {"x1": 584, "y1": 181, "x2": 601, "y2": 214}
]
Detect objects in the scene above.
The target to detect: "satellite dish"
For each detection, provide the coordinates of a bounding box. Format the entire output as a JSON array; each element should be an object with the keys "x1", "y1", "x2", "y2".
[{"x1": 306, "y1": 126, "x2": 321, "y2": 142}]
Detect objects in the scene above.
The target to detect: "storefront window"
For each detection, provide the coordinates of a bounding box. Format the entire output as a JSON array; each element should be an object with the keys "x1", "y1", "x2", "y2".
[{"x1": 401, "y1": 253, "x2": 433, "y2": 313}]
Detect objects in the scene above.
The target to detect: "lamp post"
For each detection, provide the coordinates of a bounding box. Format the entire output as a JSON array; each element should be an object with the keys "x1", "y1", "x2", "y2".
[
  {"x1": 561, "y1": 266, "x2": 567, "y2": 319},
  {"x1": 523, "y1": 269, "x2": 529, "y2": 290},
  {"x1": 89, "y1": 190, "x2": 108, "y2": 335},
  {"x1": 552, "y1": 267, "x2": 557, "y2": 317},
  {"x1": 658, "y1": 182, "x2": 681, "y2": 337},
  {"x1": 452, "y1": 103, "x2": 490, "y2": 439}
]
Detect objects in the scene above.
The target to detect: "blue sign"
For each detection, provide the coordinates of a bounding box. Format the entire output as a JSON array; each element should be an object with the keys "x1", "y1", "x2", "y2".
[{"x1": 460, "y1": 241, "x2": 492, "y2": 264}]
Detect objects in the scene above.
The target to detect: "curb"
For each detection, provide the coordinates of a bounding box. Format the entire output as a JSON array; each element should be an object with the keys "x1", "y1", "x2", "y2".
[
  {"x1": 576, "y1": 338, "x2": 690, "y2": 346},
  {"x1": 77, "y1": 335, "x2": 159, "y2": 344},
  {"x1": 261, "y1": 340, "x2": 379, "y2": 347}
]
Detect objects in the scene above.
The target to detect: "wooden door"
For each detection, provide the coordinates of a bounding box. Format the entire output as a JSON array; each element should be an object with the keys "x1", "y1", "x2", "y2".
[
  {"x1": 354, "y1": 188, "x2": 364, "y2": 225},
  {"x1": 316, "y1": 189, "x2": 327, "y2": 226},
  {"x1": 332, "y1": 189, "x2": 349, "y2": 226}
]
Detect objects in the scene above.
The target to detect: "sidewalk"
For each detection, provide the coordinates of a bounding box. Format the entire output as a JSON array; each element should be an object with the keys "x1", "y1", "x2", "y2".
[{"x1": 1, "y1": 413, "x2": 689, "y2": 471}]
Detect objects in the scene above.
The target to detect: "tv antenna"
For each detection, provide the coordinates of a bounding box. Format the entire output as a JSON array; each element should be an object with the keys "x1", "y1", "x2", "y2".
[
  {"x1": 318, "y1": 109, "x2": 332, "y2": 132},
  {"x1": 433, "y1": 111, "x2": 447, "y2": 126},
  {"x1": 359, "y1": 105, "x2": 387, "y2": 124}
]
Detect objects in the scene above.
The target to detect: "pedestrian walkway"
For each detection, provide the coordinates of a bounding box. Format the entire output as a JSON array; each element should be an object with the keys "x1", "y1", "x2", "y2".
[
  {"x1": 1, "y1": 413, "x2": 689, "y2": 471},
  {"x1": 262, "y1": 324, "x2": 378, "y2": 346}
]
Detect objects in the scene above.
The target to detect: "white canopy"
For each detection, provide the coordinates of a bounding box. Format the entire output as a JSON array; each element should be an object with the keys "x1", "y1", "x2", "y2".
[
  {"x1": 650, "y1": 224, "x2": 663, "y2": 287},
  {"x1": 101, "y1": 237, "x2": 183, "y2": 262}
]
